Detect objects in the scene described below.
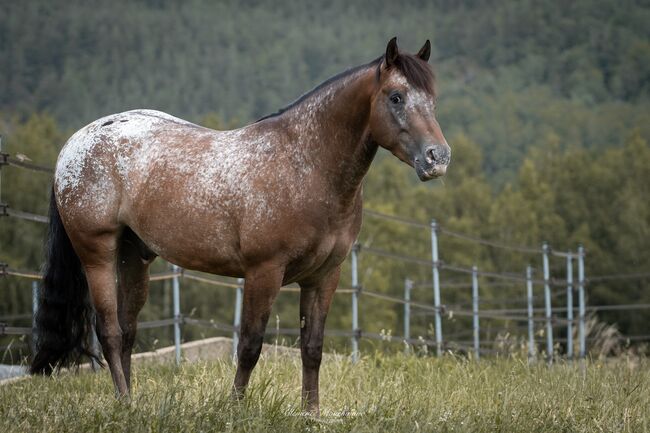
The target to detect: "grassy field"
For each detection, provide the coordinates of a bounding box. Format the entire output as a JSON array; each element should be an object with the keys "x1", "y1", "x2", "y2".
[{"x1": 1, "y1": 353, "x2": 648, "y2": 433}]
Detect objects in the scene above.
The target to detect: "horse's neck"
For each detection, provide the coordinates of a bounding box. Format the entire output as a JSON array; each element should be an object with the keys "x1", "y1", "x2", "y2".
[{"x1": 282, "y1": 67, "x2": 378, "y2": 203}]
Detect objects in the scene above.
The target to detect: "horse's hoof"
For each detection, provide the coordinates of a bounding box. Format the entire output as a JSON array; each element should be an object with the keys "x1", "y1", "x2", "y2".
[{"x1": 231, "y1": 386, "x2": 245, "y2": 401}]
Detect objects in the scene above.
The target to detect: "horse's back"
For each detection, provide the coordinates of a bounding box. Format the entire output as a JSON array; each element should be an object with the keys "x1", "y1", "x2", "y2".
[
  {"x1": 53, "y1": 109, "x2": 280, "y2": 271},
  {"x1": 54, "y1": 109, "x2": 209, "y2": 224},
  {"x1": 56, "y1": 109, "x2": 199, "y2": 188}
]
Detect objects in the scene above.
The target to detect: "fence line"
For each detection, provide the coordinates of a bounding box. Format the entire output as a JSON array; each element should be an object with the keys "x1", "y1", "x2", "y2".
[
  {"x1": 10, "y1": 263, "x2": 602, "y2": 322},
  {"x1": 2, "y1": 267, "x2": 42, "y2": 280},
  {"x1": 148, "y1": 271, "x2": 180, "y2": 282},
  {"x1": 1, "y1": 206, "x2": 49, "y2": 224},
  {"x1": 588, "y1": 272, "x2": 650, "y2": 282},
  {"x1": 363, "y1": 289, "x2": 442, "y2": 313},
  {"x1": 363, "y1": 208, "x2": 581, "y2": 257},
  {"x1": 361, "y1": 246, "x2": 587, "y2": 288},
  {"x1": 363, "y1": 246, "x2": 545, "y2": 284},
  {"x1": 4, "y1": 156, "x2": 54, "y2": 174},
  {"x1": 438, "y1": 227, "x2": 542, "y2": 255},
  {"x1": 0, "y1": 265, "x2": 359, "y2": 294},
  {"x1": 362, "y1": 246, "x2": 434, "y2": 267},
  {"x1": 137, "y1": 318, "x2": 178, "y2": 330},
  {"x1": 362, "y1": 209, "x2": 429, "y2": 229},
  {"x1": 0, "y1": 258, "x2": 593, "y2": 362},
  {"x1": 1, "y1": 258, "x2": 647, "y2": 362},
  {"x1": 474, "y1": 304, "x2": 650, "y2": 315},
  {"x1": 1, "y1": 252, "x2": 646, "y2": 348}
]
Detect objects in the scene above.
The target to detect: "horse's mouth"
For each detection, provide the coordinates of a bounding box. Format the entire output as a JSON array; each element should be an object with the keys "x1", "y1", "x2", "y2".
[{"x1": 416, "y1": 164, "x2": 447, "y2": 181}]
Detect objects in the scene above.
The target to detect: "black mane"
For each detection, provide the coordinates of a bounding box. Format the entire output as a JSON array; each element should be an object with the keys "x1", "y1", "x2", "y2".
[
  {"x1": 255, "y1": 57, "x2": 382, "y2": 123},
  {"x1": 256, "y1": 53, "x2": 435, "y2": 123}
]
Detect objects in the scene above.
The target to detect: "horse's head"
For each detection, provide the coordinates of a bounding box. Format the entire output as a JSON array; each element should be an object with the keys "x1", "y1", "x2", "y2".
[{"x1": 369, "y1": 37, "x2": 451, "y2": 181}]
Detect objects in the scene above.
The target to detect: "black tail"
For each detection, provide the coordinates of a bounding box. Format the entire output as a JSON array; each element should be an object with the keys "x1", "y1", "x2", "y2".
[{"x1": 30, "y1": 188, "x2": 101, "y2": 374}]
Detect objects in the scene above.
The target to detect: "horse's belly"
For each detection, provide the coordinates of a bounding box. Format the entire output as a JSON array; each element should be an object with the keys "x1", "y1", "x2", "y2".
[{"x1": 125, "y1": 196, "x2": 245, "y2": 275}]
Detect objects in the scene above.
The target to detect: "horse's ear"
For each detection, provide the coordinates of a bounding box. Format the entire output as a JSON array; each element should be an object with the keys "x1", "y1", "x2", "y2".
[
  {"x1": 385, "y1": 37, "x2": 399, "y2": 67},
  {"x1": 417, "y1": 39, "x2": 431, "y2": 62}
]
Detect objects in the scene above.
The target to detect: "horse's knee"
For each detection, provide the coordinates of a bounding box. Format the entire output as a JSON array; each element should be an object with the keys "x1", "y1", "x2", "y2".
[
  {"x1": 302, "y1": 343, "x2": 323, "y2": 370},
  {"x1": 98, "y1": 330, "x2": 122, "y2": 344},
  {"x1": 238, "y1": 333, "x2": 264, "y2": 370}
]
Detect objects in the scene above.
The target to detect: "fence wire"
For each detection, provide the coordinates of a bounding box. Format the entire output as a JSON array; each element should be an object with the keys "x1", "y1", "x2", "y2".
[
  {"x1": 2, "y1": 207, "x2": 49, "y2": 224},
  {"x1": 4, "y1": 156, "x2": 54, "y2": 174}
]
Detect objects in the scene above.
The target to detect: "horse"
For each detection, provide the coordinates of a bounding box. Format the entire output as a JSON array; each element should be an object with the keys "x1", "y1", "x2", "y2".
[{"x1": 30, "y1": 37, "x2": 450, "y2": 415}]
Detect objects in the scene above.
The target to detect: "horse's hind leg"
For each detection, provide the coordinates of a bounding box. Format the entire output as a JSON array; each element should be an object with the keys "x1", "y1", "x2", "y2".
[
  {"x1": 73, "y1": 230, "x2": 129, "y2": 397},
  {"x1": 117, "y1": 230, "x2": 154, "y2": 390}
]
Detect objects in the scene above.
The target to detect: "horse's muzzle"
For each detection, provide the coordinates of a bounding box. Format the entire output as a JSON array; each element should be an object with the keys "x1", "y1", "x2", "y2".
[{"x1": 415, "y1": 144, "x2": 451, "y2": 181}]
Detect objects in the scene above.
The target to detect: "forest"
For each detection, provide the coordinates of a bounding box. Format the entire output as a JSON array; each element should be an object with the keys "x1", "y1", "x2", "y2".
[{"x1": 0, "y1": 0, "x2": 648, "y2": 356}]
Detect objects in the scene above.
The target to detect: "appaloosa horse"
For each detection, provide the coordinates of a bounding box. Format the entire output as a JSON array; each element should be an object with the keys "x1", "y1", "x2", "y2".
[{"x1": 31, "y1": 37, "x2": 450, "y2": 414}]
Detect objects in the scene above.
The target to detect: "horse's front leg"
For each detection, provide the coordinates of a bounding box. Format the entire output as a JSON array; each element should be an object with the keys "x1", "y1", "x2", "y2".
[
  {"x1": 298, "y1": 266, "x2": 340, "y2": 416},
  {"x1": 232, "y1": 263, "x2": 284, "y2": 399}
]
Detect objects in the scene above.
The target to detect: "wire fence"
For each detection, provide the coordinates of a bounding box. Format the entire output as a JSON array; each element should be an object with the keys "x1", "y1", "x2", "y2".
[{"x1": 1, "y1": 150, "x2": 649, "y2": 364}]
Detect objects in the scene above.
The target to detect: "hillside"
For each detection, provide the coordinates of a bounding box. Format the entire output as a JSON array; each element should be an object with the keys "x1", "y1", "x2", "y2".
[{"x1": 1, "y1": 0, "x2": 649, "y2": 182}]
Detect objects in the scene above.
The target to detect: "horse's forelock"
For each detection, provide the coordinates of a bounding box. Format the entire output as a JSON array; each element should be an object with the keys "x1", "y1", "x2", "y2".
[{"x1": 390, "y1": 53, "x2": 436, "y2": 97}]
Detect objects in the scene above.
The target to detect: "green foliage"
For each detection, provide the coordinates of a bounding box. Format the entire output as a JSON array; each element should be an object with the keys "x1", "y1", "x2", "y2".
[{"x1": 1, "y1": 0, "x2": 649, "y2": 181}]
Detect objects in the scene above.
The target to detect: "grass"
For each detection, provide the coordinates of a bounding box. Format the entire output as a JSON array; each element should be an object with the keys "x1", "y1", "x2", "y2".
[{"x1": 1, "y1": 352, "x2": 649, "y2": 433}]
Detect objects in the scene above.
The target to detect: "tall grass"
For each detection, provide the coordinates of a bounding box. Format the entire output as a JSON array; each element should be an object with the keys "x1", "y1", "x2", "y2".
[{"x1": 1, "y1": 353, "x2": 648, "y2": 432}]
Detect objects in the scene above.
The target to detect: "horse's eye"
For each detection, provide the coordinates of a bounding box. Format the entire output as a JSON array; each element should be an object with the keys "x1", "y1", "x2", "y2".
[{"x1": 390, "y1": 93, "x2": 403, "y2": 105}]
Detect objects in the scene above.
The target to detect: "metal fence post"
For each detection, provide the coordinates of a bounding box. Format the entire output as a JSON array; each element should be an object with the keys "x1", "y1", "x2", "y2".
[
  {"x1": 542, "y1": 243, "x2": 553, "y2": 363},
  {"x1": 566, "y1": 253, "x2": 574, "y2": 359},
  {"x1": 31, "y1": 280, "x2": 38, "y2": 354},
  {"x1": 172, "y1": 264, "x2": 181, "y2": 365},
  {"x1": 233, "y1": 278, "x2": 244, "y2": 361},
  {"x1": 577, "y1": 245, "x2": 586, "y2": 359},
  {"x1": 351, "y1": 242, "x2": 360, "y2": 362},
  {"x1": 430, "y1": 219, "x2": 443, "y2": 356},
  {"x1": 0, "y1": 134, "x2": 3, "y2": 200},
  {"x1": 472, "y1": 266, "x2": 479, "y2": 360},
  {"x1": 526, "y1": 265, "x2": 535, "y2": 359},
  {"x1": 404, "y1": 278, "x2": 412, "y2": 345}
]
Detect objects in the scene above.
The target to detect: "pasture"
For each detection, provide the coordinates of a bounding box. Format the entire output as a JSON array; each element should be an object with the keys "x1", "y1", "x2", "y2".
[{"x1": 2, "y1": 353, "x2": 648, "y2": 433}]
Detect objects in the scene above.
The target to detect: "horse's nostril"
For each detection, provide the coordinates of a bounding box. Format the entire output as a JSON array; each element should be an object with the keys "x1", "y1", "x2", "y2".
[
  {"x1": 425, "y1": 145, "x2": 451, "y2": 165},
  {"x1": 426, "y1": 148, "x2": 435, "y2": 162}
]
